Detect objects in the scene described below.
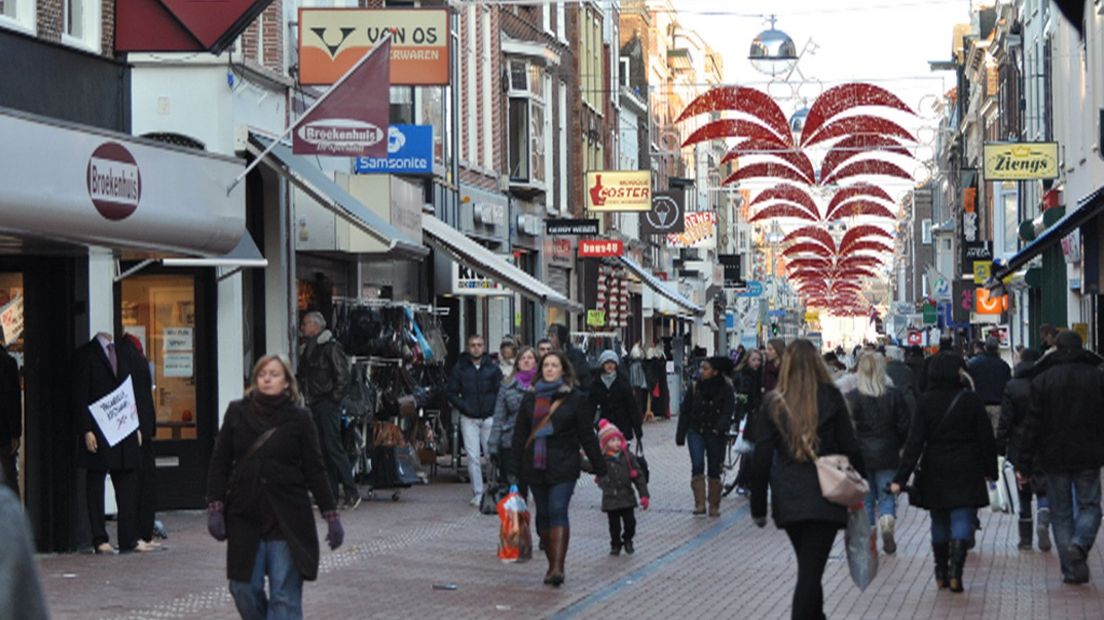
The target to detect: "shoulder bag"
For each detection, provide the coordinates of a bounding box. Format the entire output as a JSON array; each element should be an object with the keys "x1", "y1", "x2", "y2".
[
  {"x1": 905, "y1": 391, "x2": 965, "y2": 508},
  {"x1": 226, "y1": 426, "x2": 278, "y2": 504},
  {"x1": 634, "y1": 438, "x2": 650, "y2": 484}
]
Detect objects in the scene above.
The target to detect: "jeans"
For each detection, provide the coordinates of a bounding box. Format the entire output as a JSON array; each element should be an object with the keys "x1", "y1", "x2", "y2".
[
  {"x1": 864, "y1": 469, "x2": 898, "y2": 525},
  {"x1": 311, "y1": 400, "x2": 357, "y2": 499},
  {"x1": 930, "y1": 507, "x2": 977, "y2": 544},
  {"x1": 607, "y1": 507, "x2": 637, "y2": 545},
  {"x1": 1045, "y1": 470, "x2": 1103, "y2": 577},
  {"x1": 687, "y1": 429, "x2": 725, "y2": 479},
  {"x1": 229, "y1": 540, "x2": 303, "y2": 620},
  {"x1": 460, "y1": 415, "x2": 493, "y2": 496},
  {"x1": 783, "y1": 521, "x2": 838, "y2": 620},
  {"x1": 530, "y1": 481, "x2": 575, "y2": 531}
]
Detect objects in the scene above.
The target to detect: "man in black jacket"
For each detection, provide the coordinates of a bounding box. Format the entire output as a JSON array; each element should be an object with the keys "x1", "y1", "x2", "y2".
[
  {"x1": 1019, "y1": 331, "x2": 1104, "y2": 584},
  {"x1": 298, "y1": 312, "x2": 359, "y2": 509},
  {"x1": 0, "y1": 346, "x2": 20, "y2": 496},
  {"x1": 996, "y1": 348, "x2": 1049, "y2": 551},
  {"x1": 967, "y1": 337, "x2": 1011, "y2": 432},
  {"x1": 447, "y1": 334, "x2": 503, "y2": 506}
]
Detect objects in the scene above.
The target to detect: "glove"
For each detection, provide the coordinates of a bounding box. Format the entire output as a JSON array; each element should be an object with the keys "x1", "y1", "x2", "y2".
[
  {"x1": 207, "y1": 502, "x2": 226, "y2": 541},
  {"x1": 675, "y1": 436, "x2": 685, "y2": 447},
  {"x1": 640, "y1": 497, "x2": 650, "y2": 510},
  {"x1": 752, "y1": 516, "x2": 767, "y2": 528},
  {"x1": 324, "y1": 512, "x2": 344, "y2": 550}
]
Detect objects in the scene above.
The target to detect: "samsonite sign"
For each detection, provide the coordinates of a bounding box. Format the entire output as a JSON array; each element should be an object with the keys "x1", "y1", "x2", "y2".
[
  {"x1": 354, "y1": 125, "x2": 433, "y2": 175},
  {"x1": 585, "y1": 170, "x2": 652, "y2": 212},
  {"x1": 299, "y1": 8, "x2": 449, "y2": 86},
  {"x1": 983, "y1": 142, "x2": 1059, "y2": 180}
]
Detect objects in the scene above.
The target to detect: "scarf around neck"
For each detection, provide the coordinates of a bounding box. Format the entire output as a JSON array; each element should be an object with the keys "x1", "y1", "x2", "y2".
[
  {"x1": 514, "y1": 367, "x2": 537, "y2": 389},
  {"x1": 531, "y1": 380, "x2": 565, "y2": 470},
  {"x1": 601, "y1": 372, "x2": 616, "y2": 388},
  {"x1": 249, "y1": 390, "x2": 292, "y2": 419}
]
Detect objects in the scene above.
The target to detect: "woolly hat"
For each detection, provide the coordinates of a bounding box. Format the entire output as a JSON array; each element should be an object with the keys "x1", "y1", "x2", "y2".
[
  {"x1": 706, "y1": 355, "x2": 734, "y2": 375},
  {"x1": 597, "y1": 349, "x2": 620, "y2": 368},
  {"x1": 597, "y1": 418, "x2": 625, "y2": 452}
]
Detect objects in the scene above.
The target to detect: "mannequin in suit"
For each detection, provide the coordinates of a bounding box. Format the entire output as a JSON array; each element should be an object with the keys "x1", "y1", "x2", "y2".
[
  {"x1": 75, "y1": 332, "x2": 143, "y2": 554},
  {"x1": 119, "y1": 335, "x2": 159, "y2": 547}
]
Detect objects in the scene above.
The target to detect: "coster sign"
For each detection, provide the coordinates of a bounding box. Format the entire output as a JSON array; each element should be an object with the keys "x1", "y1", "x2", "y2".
[
  {"x1": 578, "y1": 239, "x2": 624, "y2": 257},
  {"x1": 87, "y1": 142, "x2": 141, "y2": 221},
  {"x1": 983, "y1": 143, "x2": 1059, "y2": 180},
  {"x1": 585, "y1": 171, "x2": 652, "y2": 212}
]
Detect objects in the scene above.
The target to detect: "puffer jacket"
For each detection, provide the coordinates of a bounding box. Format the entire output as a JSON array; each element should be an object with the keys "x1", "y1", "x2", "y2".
[
  {"x1": 488, "y1": 376, "x2": 531, "y2": 456},
  {"x1": 447, "y1": 353, "x2": 503, "y2": 419},
  {"x1": 845, "y1": 386, "x2": 910, "y2": 471},
  {"x1": 297, "y1": 330, "x2": 350, "y2": 405},
  {"x1": 597, "y1": 452, "x2": 649, "y2": 512},
  {"x1": 995, "y1": 360, "x2": 1033, "y2": 466},
  {"x1": 1020, "y1": 348, "x2": 1104, "y2": 475}
]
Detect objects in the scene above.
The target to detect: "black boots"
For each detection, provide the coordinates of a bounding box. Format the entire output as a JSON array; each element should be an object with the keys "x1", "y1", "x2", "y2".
[
  {"x1": 932, "y1": 542, "x2": 949, "y2": 589},
  {"x1": 545, "y1": 526, "x2": 569, "y2": 587},
  {"x1": 948, "y1": 539, "x2": 968, "y2": 593},
  {"x1": 1018, "y1": 519, "x2": 1034, "y2": 551}
]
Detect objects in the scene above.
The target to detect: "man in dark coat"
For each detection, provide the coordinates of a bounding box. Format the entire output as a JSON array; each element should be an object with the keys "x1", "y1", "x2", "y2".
[
  {"x1": 885, "y1": 345, "x2": 917, "y2": 416},
  {"x1": 297, "y1": 311, "x2": 359, "y2": 509},
  {"x1": 0, "y1": 346, "x2": 20, "y2": 496},
  {"x1": 1019, "y1": 331, "x2": 1104, "y2": 584},
  {"x1": 447, "y1": 334, "x2": 503, "y2": 506},
  {"x1": 548, "y1": 323, "x2": 591, "y2": 394},
  {"x1": 589, "y1": 350, "x2": 642, "y2": 442},
  {"x1": 967, "y1": 337, "x2": 1011, "y2": 432},
  {"x1": 75, "y1": 333, "x2": 143, "y2": 553},
  {"x1": 996, "y1": 348, "x2": 1049, "y2": 551}
]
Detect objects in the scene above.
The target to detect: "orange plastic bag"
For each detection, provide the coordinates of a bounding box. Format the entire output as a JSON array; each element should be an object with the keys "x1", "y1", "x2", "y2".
[{"x1": 497, "y1": 487, "x2": 532, "y2": 563}]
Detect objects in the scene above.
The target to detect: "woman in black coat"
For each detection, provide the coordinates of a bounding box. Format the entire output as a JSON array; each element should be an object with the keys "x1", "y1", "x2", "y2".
[
  {"x1": 589, "y1": 349, "x2": 643, "y2": 442},
  {"x1": 891, "y1": 352, "x2": 997, "y2": 593},
  {"x1": 206, "y1": 355, "x2": 345, "y2": 619},
  {"x1": 749, "y1": 339, "x2": 865, "y2": 620},
  {"x1": 731, "y1": 349, "x2": 764, "y2": 494},
  {"x1": 511, "y1": 351, "x2": 607, "y2": 588},
  {"x1": 676, "y1": 356, "x2": 736, "y2": 517}
]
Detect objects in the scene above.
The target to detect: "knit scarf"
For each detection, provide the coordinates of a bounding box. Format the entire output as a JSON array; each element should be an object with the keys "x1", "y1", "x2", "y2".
[
  {"x1": 531, "y1": 379, "x2": 564, "y2": 470},
  {"x1": 601, "y1": 371, "x2": 616, "y2": 389},
  {"x1": 514, "y1": 367, "x2": 537, "y2": 389}
]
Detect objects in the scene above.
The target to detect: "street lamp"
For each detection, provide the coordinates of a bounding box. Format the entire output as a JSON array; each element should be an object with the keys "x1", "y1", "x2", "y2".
[{"x1": 748, "y1": 15, "x2": 798, "y2": 77}]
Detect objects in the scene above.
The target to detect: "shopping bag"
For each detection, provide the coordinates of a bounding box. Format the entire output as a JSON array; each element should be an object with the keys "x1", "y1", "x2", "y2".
[
  {"x1": 844, "y1": 505, "x2": 878, "y2": 591},
  {"x1": 733, "y1": 417, "x2": 754, "y2": 455},
  {"x1": 996, "y1": 457, "x2": 1020, "y2": 516},
  {"x1": 988, "y1": 458, "x2": 1010, "y2": 513},
  {"x1": 480, "y1": 480, "x2": 509, "y2": 515},
  {"x1": 496, "y1": 487, "x2": 533, "y2": 563}
]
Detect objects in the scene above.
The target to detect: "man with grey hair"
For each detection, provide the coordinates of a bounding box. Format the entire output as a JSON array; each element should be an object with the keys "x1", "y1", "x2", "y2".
[{"x1": 298, "y1": 311, "x2": 359, "y2": 509}]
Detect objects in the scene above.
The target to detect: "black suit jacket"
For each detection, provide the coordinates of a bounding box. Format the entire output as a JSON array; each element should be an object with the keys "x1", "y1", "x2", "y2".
[
  {"x1": 117, "y1": 338, "x2": 156, "y2": 442},
  {"x1": 74, "y1": 338, "x2": 141, "y2": 471},
  {"x1": 0, "y1": 348, "x2": 20, "y2": 442}
]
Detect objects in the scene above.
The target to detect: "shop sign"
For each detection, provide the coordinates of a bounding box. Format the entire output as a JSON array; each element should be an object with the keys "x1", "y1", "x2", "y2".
[
  {"x1": 88, "y1": 143, "x2": 142, "y2": 221},
  {"x1": 354, "y1": 125, "x2": 433, "y2": 175},
  {"x1": 907, "y1": 330, "x2": 923, "y2": 346},
  {"x1": 451, "y1": 262, "x2": 510, "y2": 296},
  {"x1": 299, "y1": 9, "x2": 450, "y2": 85},
  {"x1": 921, "y1": 301, "x2": 937, "y2": 325},
  {"x1": 719, "y1": 254, "x2": 744, "y2": 289},
  {"x1": 1061, "y1": 231, "x2": 1082, "y2": 263},
  {"x1": 585, "y1": 171, "x2": 652, "y2": 212},
  {"x1": 546, "y1": 218, "x2": 599, "y2": 236},
  {"x1": 974, "y1": 287, "x2": 1005, "y2": 315},
  {"x1": 550, "y1": 238, "x2": 573, "y2": 265},
  {"x1": 164, "y1": 352, "x2": 195, "y2": 378},
  {"x1": 640, "y1": 190, "x2": 685, "y2": 235},
  {"x1": 586, "y1": 310, "x2": 606, "y2": 327},
  {"x1": 667, "y1": 211, "x2": 717, "y2": 249},
  {"x1": 961, "y1": 241, "x2": 992, "y2": 276},
  {"x1": 983, "y1": 142, "x2": 1059, "y2": 180},
  {"x1": 88, "y1": 377, "x2": 139, "y2": 447},
  {"x1": 578, "y1": 239, "x2": 623, "y2": 257},
  {"x1": 163, "y1": 327, "x2": 193, "y2": 352},
  {"x1": 0, "y1": 295, "x2": 23, "y2": 344},
  {"x1": 733, "y1": 280, "x2": 764, "y2": 298},
  {"x1": 973, "y1": 260, "x2": 992, "y2": 285}
]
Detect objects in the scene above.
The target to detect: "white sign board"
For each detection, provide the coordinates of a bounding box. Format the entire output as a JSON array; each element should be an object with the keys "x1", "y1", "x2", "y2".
[
  {"x1": 163, "y1": 352, "x2": 194, "y2": 378},
  {"x1": 451, "y1": 261, "x2": 511, "y2": 297},
  {"x1": 163, "y1": 327, "x2": 193, "y2": 352},
  {"x1": 0, "y1": 295, "x2": 23, "y2": 344},
  {"x1": 88, "y1": 376, "x2": 139, "y2": 447}
]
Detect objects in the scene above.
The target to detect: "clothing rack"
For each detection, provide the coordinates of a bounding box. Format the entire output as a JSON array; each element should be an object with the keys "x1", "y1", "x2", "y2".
[{"x1": 332, "y1": 296, "x2": 447, "y2": 315}]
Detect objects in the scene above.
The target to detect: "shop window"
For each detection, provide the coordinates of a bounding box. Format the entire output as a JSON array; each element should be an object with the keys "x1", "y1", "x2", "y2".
[
  {"x1": 921, "y1": 219, "x2": 932, "y2": 244},
  {"x1": 390, "y1": 86, "x2": 414, "y2": 125},
  {"x1": 121, "y1": 275, "x2": 198, "y2": 441}
]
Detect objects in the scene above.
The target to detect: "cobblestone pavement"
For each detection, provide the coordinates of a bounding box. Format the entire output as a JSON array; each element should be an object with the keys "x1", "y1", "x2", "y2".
[{"x1": 38, "y1": 418, "x2": 1104, "y2": 619}]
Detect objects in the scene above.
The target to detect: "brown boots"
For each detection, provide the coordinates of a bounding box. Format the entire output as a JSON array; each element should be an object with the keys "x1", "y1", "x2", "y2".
[
  {"x1": 691, "y1": 476, "x2": 706, "y2": 515},
  {"x1": 707, "y1": 478, "x2": 722, "y2": 517},
  {"x1": 543, "y1": 526, "x2": 569, "y2": 587}
]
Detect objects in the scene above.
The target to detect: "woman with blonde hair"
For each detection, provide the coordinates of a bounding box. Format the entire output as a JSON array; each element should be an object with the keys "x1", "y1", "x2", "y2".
[
  {"x1": 845, "y1": 351, "x2": 910, "y2": 554},
  {"x1": 749, "y1": 339, "x2": 865, "y2": 620},
  {"x1": 206, "y1": 355, "x2": 345, "y2": 619}
]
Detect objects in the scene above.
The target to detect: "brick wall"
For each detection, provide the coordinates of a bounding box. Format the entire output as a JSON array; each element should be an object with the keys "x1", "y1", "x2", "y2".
[
  {"x1": 36, "y1": 0, "x2": 62, "y2": 42},
  {"x1": 101, "y1": 0, "x2": 114, "y2": 57},
  {"x1": 458, "y1": 3, "x2": 503, "y2": 191},
  {"x1": 240, "y1": 2, "x2": 284, "y2": 74}
]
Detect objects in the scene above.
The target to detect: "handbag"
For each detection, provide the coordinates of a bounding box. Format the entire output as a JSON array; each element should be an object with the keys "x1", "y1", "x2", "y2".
[
  {"x1": 845, "y1": 506, "x2": 879, "y2": 590},
  {"x1": 906, "y1": 391, "x2": 965, "y2": 508},
  {"x1": 634, "y1": 439, "x2": 650, "y2": 484},
  {"x1": 815, "y1": 454, "x2": 869, "y2": 507}
]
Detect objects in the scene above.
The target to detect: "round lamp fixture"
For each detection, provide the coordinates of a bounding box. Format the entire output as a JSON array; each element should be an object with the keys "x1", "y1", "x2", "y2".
[{"x1": 748, "y1": 16, "x2": 797, "y2": 77}]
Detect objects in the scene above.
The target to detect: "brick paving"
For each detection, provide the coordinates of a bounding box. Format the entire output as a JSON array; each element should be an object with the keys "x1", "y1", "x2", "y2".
[{"x1": 37, "y1": 418, "x2": 1104, "y2": 619}]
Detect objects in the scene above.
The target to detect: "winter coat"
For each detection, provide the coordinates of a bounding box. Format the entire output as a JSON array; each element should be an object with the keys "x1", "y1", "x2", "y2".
[
  {"x1": 967, "y1": 353, "x2": 1012, "y2": 405},
  {"x1": 589, "y1": 373, "x2": 642, "y2": 441},
  {"x1": 297, "y1": 330, "x2": 350, "y2": 405},
  {"x1": 844, "y1": 387, "x2": 910, "y2": 471},
  {"x1": 676, "y1": 376, "x2": 736, "y2": 445},
  {"x1": 762, "y1": 360, "x2": 781, "y2": 392},
  {"x1": 995, "y1": 361, "x2": 1034, "y2": 467},
  {"x1": 597, "y1": 452, "x2": 649, "y2": 512},
  {"x1": 510, "y1": 386, "x2": 607, "y2": 485},
  {"x1": 749, "y1": 384, "x2": 866, "y2": 528},
  {"x1": 74, "y1": 338, "x2": 141, "y2": 472},
  {"x1": 1020, "y1": 348, "x2": 1104, "y2": 475},
  {"x1": 894, "y1": 388, "x2": 997, "y2": 511},
  {"x1": 488, "y1": 376, "x2": 531, "y2": 457},
  {"x1": 447, "y1": 353, "x2": 503, "y2": 419},
  {"x1": 885, "y1": 360, "x2": 918, "y2": 416},
  {"x1": 566, "y1": 347, "x2": 593, "y2": 395},
  {"x1": 734, "y1": 366, "x2": 764, "y2": 441},
  {"x1": 206, "y1": 397, "x2": 337, "y2": 582}
]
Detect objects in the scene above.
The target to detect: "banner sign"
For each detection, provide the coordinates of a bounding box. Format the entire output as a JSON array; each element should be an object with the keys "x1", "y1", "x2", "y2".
[
  {"x1": 578, "y1": 239, "x2": 624, "y2": 258},
  {"x1": 354, "y1": 124, "x2": 433, "y2": 175},
  {"x1": 640, "y1": 190, "x2": 685, "y2": 235},
  {"x1": 585, "y1": 171, "x2": 652, "y2": 212},
  {"x1": 88, "y1": 376, "x2": 139, "y2": 447},
  {"x1": 0, "y1": 295, "x2": 23, "y2": 344},
  {"x1": 451, "y1": 262, "x2": 510, "y2": 296},
  {"x1": 667, "y1": 211, "x2": 717, "y2": 248},
  {"x1": 983, "y1": 142, "x2": 1059, "y2": 180},
  {"x1": 546, "y1": 218, "x2": 599, "y2": 236},
  {"x1": 299, "y1": 8, "x2": 450, "y2": 85}
]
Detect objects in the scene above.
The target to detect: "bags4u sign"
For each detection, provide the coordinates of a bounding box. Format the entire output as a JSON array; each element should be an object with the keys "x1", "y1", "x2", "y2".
[
  {"x1": 983, "y1": 143, "x2": 1059, "y2": 180},
  {"x1": 578, "y1": 239, "x2": 624, "y2": 257}
]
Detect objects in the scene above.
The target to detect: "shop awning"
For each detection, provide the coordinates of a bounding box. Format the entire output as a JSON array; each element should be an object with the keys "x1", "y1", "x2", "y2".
[
  {"x1": 990, "y1": 186, "x2": 1104, "y2": 285},
  {"x1": 421, "y1": 214, "x2": 581, "y2": 312},
  {"x1": 247, "y1": 133, "x2": 428, "y2": 259},
  {"x1": 162, "y1": 234, "x2": 267, "y2": 268},
  {"x1": 619, "y1": 256, "x2": 704, "y2": 316}
]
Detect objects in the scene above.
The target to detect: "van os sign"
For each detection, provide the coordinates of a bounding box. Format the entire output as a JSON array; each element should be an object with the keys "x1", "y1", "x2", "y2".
[{"x1": 87, "y1": 142, "x2": 141, "y2": 221}]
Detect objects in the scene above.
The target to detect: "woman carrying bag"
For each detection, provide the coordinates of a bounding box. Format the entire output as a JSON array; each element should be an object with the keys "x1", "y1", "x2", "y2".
[
  {"x1": 206, "y1": 355, "x2": 345, "y2": 620},
  {"x1": 489, "y1": 346, "x2": 538, "y2": 498},
  {"x1": 510, "y1": 351, "x2": 607, "y2": 587},
  {"x1": 890, "y1": 353, "x2": 997, "y2": 593},
  {"x1": 749, "y1": 339, "x2": 866, "y2": 620}
]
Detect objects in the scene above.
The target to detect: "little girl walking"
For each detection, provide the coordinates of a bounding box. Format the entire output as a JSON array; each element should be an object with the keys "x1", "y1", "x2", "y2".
[{"x1": 596, "y1": 420, "x2": 650, "y2": 555}]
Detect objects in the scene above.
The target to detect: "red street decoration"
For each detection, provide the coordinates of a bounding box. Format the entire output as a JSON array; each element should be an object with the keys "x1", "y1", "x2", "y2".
[
  {"x1": 820, "y1": 135, "x2": 911, "y2": 181},
  {"x1": 578, "y1": 239, "x2": 624, "y2": 258}
]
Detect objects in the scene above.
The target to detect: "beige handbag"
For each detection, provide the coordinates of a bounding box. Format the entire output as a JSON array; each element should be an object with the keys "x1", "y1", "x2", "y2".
[{"x1": 815, "y1": 454, "x2": 869, "y2": 507}]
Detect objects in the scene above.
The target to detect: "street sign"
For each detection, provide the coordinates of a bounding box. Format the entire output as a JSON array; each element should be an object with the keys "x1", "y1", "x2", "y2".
[
  {"x1": 546, "y1": 218, "x2": 599, "y2": 235},
  {"x1": 734, "y1": 280, "x2": 764, "y2": 297}
]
